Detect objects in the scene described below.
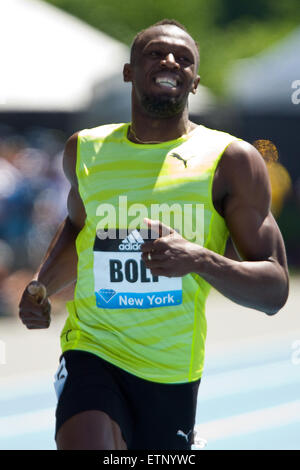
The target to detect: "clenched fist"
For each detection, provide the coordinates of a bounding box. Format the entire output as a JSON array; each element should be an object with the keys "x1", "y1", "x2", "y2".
[
  {"x1": 19, "y1": 281, "x2": 51, "y2": 329},
  {"x1": 141, "y1": 218, "x2": 202, "y2": 278}
]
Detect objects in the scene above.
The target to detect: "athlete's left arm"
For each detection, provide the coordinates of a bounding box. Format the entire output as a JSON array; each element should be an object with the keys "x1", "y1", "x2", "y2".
[
  {"x1": 142, "y1": 141, "x2": 289, "y2": 315},
  {"x1": 199, "y1": 140, "x2": 289, "y2": 314}
]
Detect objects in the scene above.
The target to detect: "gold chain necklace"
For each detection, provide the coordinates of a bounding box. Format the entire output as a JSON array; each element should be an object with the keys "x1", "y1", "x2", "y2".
[{"x1": 127, "y1": 124, "x2": 192, "y2": 145}]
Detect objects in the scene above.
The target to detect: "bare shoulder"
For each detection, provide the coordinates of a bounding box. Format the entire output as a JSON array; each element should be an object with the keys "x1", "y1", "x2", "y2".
[
  {"x1": 63, "y1": 131, "x2": 80, "y2": 187},
  {"x1": 219, "y1": 139, "x2": 271, "y2": 207},
  {"x1": 63, "y1": 131, "x2": 87, "y2": 228},
  {"x1": 213, "y1": 139, "x2": 272, "y2": 217},
  {"x1": 222, "y1": 140, "x2": 270, "y2": 185}
]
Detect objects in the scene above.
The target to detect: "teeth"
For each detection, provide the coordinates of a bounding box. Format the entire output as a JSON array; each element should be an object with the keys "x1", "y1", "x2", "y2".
[{"x1": 155, "y1": 77, "x2": 177, "y2": 87}]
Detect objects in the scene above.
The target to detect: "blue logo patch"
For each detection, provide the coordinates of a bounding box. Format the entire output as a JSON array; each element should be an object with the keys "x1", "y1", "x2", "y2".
[
  {"x1": 97, "y1": 288, "x2": 117, "y2": 303},
  {"x1": 95, "y1": 290, "x2": 182, "y2": 309}
]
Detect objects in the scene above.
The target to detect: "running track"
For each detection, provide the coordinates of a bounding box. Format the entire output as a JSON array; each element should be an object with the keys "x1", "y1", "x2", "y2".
[{"x1": 0, "y1": 334, "x2": 299, "y2": 450}]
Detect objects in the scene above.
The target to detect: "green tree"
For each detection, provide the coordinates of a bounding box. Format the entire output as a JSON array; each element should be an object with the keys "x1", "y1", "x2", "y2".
[{"x1": 44, "y1": 0, "x2": 300, "y2": 94}]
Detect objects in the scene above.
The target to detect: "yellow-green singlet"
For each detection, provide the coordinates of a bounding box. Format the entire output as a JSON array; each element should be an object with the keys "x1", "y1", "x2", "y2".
[{"x1": 60, "y1": 123, "x2": 240, "y2": 383}]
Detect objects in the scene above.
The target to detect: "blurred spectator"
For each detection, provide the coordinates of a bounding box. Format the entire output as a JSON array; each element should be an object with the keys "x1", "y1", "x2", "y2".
[
  {"x1": 252, "y1": 139, "x2": 292, "y2": 217},
  {"x1": 0, "y1": 239, "x2": 14, "y2": 316},
  {"x1": 0, "y1": 126, "x2": 69, "y2": 317}
]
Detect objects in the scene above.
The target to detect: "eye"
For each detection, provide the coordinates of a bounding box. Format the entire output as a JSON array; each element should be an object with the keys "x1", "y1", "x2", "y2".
[
  {"x1": 149, "y1": 50, "x2": 160, "y2": 57},
  {"x1": 178, "y1": 56, "x2": 191, "y2": 64}
]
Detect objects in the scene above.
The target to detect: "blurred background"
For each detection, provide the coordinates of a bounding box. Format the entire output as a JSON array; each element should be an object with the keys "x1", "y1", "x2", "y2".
[{"x1": 0, "y1": 0, "x2": 299, "y2": 450}]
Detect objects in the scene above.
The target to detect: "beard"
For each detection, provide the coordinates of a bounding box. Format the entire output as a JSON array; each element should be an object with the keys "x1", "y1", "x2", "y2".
[{"x1": 140, "y1": 92, "x2": 187, "y2": 118}]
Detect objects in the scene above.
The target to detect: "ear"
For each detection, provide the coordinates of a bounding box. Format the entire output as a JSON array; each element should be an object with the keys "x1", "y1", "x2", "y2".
[
  {"x1": 191, "y1": 75, "x2": 200, "y2": 95},
  {"x1": 123, "y1": 63, "x2": 132, "y2": 83}
]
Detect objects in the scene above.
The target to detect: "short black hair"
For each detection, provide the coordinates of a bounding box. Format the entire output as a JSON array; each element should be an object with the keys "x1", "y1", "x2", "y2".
[{"x1": 130, "y1": 19, "x2": 199, "y2": 65}]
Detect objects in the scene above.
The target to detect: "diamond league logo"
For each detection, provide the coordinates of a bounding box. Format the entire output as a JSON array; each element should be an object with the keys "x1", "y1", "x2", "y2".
[{"x1": 97, "y1": 288, "x2": 117, "y2": 303}]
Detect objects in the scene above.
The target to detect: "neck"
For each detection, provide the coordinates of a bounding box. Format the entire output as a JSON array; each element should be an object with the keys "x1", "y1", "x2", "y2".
[{"x1": 129, "y1": 98, "x2": 196, "y2": 144}]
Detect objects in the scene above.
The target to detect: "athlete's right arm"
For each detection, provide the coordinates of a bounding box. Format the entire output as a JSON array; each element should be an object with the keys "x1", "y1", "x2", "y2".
[{"x1": 19, "y1": 132, "x2": 86, "y2": 329}]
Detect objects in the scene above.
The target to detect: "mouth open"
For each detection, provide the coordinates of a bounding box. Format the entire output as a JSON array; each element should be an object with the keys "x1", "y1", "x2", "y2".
[{"x1": 152, "y1": 73, "x2": 181, "y2": 90}]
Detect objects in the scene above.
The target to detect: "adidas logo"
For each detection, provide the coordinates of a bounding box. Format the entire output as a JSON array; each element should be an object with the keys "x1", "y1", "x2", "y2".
[{"x1": 118, "y1": 229, "x2": 144, "y2": 251}]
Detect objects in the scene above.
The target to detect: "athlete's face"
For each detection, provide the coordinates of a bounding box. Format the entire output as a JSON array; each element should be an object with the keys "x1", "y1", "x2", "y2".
[{"x1": 124, "y1": 25, "x2": 200, "y2": 118}]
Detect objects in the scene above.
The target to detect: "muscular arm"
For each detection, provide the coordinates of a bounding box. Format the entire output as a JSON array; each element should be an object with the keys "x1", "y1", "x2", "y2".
[
  {"x1": 199, "y1": 140, "x2": 289, "y2": 314},
  {"x1": 142, "y1": 141, "x2": 289, "y2": 315},
  {"x1": 34, "y1": 132, "x2": 86, "y2": 296}
]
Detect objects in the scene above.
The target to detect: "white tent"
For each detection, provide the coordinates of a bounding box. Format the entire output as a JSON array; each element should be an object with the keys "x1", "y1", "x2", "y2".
[
  {"x1": 0, "y1": 0, "x2": 129, "y2": 111},
  {"x1": 225, "y1": 27, "x2": 300, "y2": 114}
]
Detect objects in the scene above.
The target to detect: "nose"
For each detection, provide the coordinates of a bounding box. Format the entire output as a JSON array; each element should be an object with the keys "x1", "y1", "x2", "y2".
[{"x1": 161, "y1": 53, "x2": 180, "y2": 69}]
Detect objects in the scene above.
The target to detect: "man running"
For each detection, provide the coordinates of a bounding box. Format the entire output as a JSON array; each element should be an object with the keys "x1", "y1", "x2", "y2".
[{"x1": 19, "y1": 19, "x2": 289, "y2": 450}]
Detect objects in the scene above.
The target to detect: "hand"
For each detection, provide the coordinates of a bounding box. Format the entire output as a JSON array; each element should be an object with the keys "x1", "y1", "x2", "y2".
[
  {"x1": 19, "y1": 281, "x2": 51, "y2": 329},
  {"x1": 141, "y1": 218, "x2": 202, "y2": 277}
]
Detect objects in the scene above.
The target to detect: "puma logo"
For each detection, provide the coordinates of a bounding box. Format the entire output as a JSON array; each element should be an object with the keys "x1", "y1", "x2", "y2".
[
  {"x1": 177, "y1": 429, "x2": 193, "y2": 442},
  {"x1": 170, "y1": 152, "x2": 188, "y2": 168}
]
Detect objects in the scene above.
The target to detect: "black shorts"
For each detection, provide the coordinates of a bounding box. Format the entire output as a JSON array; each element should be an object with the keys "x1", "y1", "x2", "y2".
[{"x1": 54, "y1": 350, "x2": 200, "y2": 450}]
